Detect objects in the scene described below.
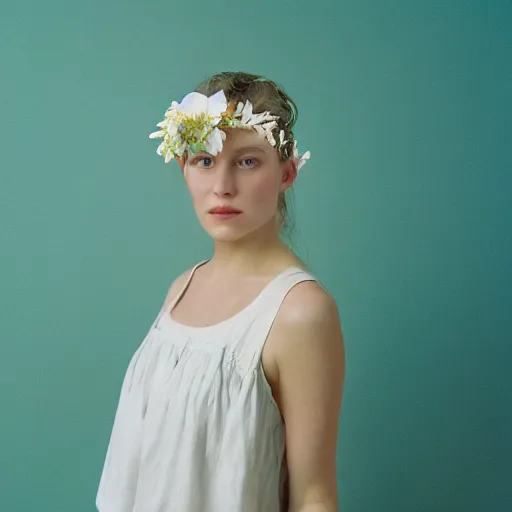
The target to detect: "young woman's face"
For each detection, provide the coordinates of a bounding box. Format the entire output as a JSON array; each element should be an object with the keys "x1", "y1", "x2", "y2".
[{"x1": 182, "y1": 128, "x2": 296, "y2": 243}]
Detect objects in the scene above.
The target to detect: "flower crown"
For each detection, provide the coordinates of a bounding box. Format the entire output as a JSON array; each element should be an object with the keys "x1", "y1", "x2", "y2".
[{"x1": 149, "y1": 90, "x2": 310, "y2": 171}]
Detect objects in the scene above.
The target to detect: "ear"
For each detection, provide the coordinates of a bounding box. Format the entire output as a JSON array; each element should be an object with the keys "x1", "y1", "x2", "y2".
[{"x1": 279, "y1": 157, "x2": 298, "y2": 193}]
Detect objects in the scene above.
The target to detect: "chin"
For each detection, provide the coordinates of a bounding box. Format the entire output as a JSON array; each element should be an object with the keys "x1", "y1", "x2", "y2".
[
  {"x1": 200, "y1": 217, "x2": 255, "y2": 243},
  {"x1": 205, "y1": 226, "x2": 250, "y2": 243},
  {"x1": 199, "y1": 213, "x2": 275, "y2": 242}
]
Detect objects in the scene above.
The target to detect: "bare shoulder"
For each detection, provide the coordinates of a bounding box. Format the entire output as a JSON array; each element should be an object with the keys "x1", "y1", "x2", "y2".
[
  {"x1": 160, "y1": 265, "x2": 194, "y2": 310},
  {"x1": 270, "y1": 279, "x2": 345, "y2": 366},
  {"x1": 278, "y1": 279, "x2": 341, "y2": 331}
]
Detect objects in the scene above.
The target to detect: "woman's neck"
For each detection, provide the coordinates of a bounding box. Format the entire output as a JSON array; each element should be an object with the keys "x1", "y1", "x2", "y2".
[{"x1": 208, "y1": 240, "x2": 297, "y2": 278}]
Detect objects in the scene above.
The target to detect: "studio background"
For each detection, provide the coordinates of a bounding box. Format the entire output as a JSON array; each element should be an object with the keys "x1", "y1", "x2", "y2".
[{"x1": 1, "y1": 1, "x2": 510, "y2": 511}]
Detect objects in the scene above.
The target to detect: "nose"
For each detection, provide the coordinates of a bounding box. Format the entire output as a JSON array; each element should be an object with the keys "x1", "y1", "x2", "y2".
[{"x1": 212, "y1": 164, "x2": 237, "y2": 197}]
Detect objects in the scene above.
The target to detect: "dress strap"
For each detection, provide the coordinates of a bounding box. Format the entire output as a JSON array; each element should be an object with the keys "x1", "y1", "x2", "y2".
[
  {"x1": 236, "y1": 267, "x2": 324, "y2": 373},
  {"x1": 152, "y1": 259, "x2": 209, "y2": 329}
]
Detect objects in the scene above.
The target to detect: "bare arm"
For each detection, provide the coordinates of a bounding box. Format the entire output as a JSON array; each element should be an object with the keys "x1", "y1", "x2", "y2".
[{"x1": 270, "y1": 282, "x2": 345, "y2": 512}]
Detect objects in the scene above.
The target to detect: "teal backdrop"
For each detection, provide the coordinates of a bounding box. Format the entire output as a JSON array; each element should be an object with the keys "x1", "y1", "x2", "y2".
[{"x1": 1, "y1": 1, "x2": 510, "y2": 511}]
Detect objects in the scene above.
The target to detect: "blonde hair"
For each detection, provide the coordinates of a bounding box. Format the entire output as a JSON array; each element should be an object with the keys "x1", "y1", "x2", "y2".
[{"x1": 193, "y1": 71, "x2": 299, "y2": 237}]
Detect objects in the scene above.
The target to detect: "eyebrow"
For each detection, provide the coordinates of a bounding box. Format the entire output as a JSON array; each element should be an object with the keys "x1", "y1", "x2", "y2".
[
  {"x1": 190, "y1": 145, "x2": 269, "y2": 160},
  {"x1": 231, "y1": 145, "x2": 268, "y2": 155}
]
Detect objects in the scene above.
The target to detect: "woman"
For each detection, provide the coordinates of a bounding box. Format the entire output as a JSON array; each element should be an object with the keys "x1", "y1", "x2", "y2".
[{"x1": 96, "y1": 71, "x2": 345, "y2": 512}]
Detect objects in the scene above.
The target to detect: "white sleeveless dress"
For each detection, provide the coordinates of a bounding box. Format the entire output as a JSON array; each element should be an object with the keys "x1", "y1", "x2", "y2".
[{"x1": 96, "y1": 259, "x2": 318, "y2": 512}]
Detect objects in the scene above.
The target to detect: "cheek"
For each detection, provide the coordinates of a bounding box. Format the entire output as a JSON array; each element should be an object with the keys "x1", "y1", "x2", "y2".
[
  {"x1": 185, "y1": 173, "x2": 208, "y2": 202},
  {"x1": 248, "y1": 174, "x2": 281, "y2": 209}
]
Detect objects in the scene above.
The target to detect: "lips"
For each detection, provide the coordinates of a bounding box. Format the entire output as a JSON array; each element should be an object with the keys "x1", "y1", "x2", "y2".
[{"x1": 209, "y1": 206, "x2": 242, "y2": 214}]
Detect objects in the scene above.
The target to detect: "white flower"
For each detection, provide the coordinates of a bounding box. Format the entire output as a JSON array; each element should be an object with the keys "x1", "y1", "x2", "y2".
[
  {"x1": 292, "y1": 139, "x2": 299, "y2": 158},
  {"x1": 149, "y1": 89, "x2": 311, "y2": 171},
  {"x1": 296, "y1": 150, "x2": 311, "y2": 171},
  {"x1": 262, "y1": 121, "x2": 277, "y2": 146},
  {"x1": 149, "y1": 129, "x2": 164, "y2": 139},
  {"x1": 149, "y1": 90, "x2": 227, "y2": 142},
  {"x1": 234, "y1": 100, "x2": 278, "y2": 146},
  {"x1": 177, "y1": 90, "x2": 227, "y2": 122},
  {"x1": 279, "y1": 129, "x2": 288, "y2": 147},
  {"x1": 237, "y1": 100, "x2": 277, "y2": 127},
  {"x1": 205, "y1": 127, "x2": 226, "y2": 155},
  {"x1": 292, "y1": 140, "x2": 310, "y2": 171}
]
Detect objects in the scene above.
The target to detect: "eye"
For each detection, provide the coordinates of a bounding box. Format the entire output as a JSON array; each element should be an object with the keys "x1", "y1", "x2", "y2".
[
  {"x1": 238, "y1": 157, "x2": 259, "y2": 169},
  {"x1": 191, "y1": 156, "x2": 214, "y2": 168}
]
